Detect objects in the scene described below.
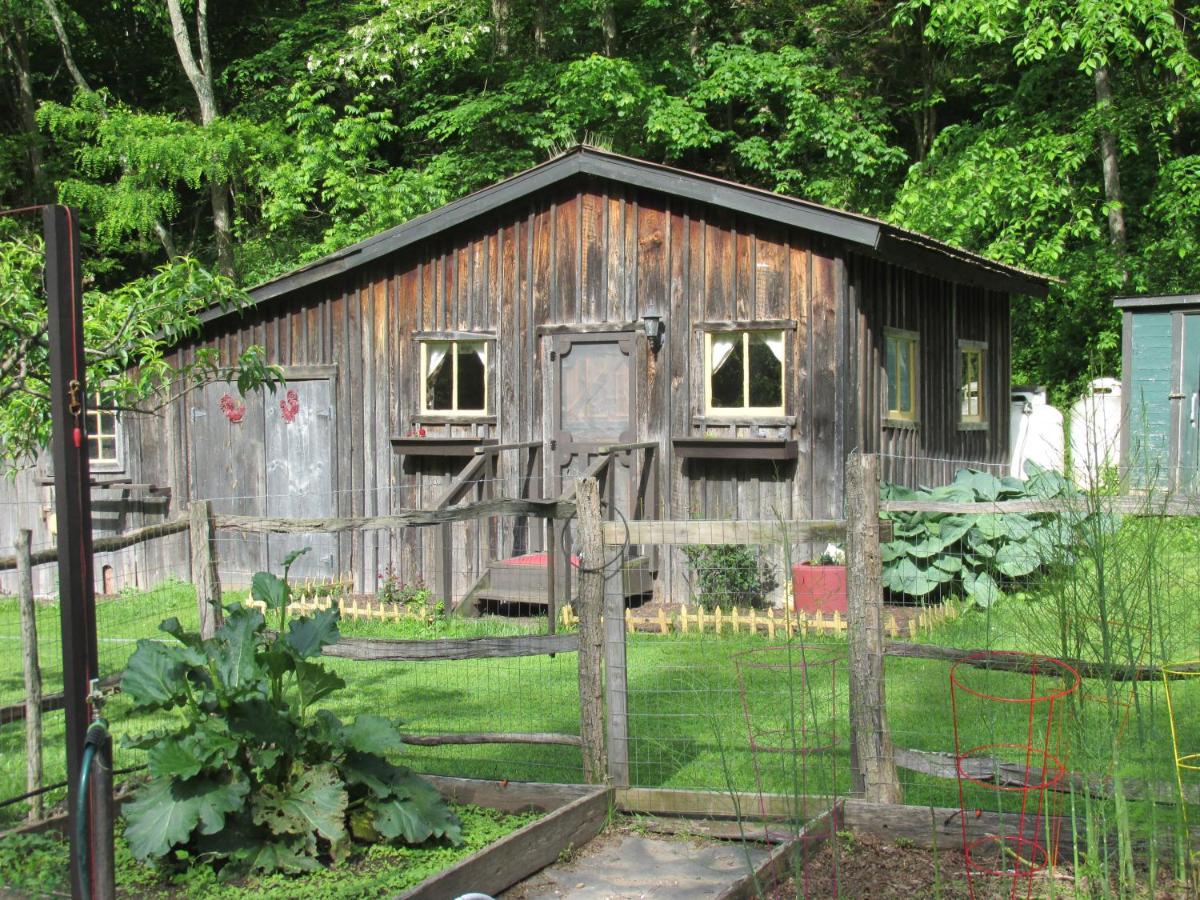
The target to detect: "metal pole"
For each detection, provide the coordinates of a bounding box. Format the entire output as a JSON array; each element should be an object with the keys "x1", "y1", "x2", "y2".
[
  {"x1": 44, "y1": 204, "x2": 99, "y2": 900},
  {"x1": 89, "y1": 730, "x2": 116, "y2": 900}
]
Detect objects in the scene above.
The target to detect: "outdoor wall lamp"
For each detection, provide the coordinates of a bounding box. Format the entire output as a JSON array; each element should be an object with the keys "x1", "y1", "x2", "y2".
[{"x1": 642, "y1": 313, "x2": 664, "y2": 353}]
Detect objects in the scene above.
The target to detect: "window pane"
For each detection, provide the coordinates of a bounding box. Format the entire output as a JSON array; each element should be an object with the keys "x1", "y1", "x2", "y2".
[
  {"x1": 898, "y1": 341, "x2": 912, "y2": 413},
  {"x1": 710, "y1": 336, "x2": 745, "y2": 408},
  {"x1": 456, "y1": 342, "x2": 486, "y2": 411},
  {"x1": 747, "y1": 332, "x2": 783, "y2": 408},
  {"x1": 425, "y1": 342, "x2": 453, "y2": 410},
  {"x1": 962, "y1": 350, "x2": 982, "y2": 418},
  {"x1": 886, "y1": 337, "x2": 898, "y2": 412}
]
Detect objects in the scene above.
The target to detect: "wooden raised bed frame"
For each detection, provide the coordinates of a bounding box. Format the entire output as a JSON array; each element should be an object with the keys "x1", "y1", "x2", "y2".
[{"x1": 402, "y1": 777, "x2": 610, "y2": 900}]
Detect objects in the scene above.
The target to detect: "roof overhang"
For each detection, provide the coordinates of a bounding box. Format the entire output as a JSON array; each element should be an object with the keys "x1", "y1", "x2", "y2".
[
  {"x1": 202, "y1": 146, "x2": 1051, "y2": 329},
  {"x1": 1113, "y1": 294, "x2": 1200, "y2": 311}
]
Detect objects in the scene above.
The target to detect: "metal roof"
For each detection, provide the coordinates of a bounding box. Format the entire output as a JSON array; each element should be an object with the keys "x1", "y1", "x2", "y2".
[
  {"x1": 1113, "y1": 294, "x2": 1200, "y2": 310},
  {"x1": 206, "y1": 146, "x2": 1052, "y2": 327}
]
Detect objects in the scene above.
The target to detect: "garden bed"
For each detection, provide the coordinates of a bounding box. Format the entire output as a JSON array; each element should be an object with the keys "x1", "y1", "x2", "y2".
[{"x1": 0, "y1": 778, "x2": 608, "y2": 899}]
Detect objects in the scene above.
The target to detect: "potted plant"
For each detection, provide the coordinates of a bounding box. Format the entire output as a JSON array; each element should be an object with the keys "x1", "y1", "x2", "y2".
[{"x1": 792, "y1": 543, "x2": 847, "y2": 614}]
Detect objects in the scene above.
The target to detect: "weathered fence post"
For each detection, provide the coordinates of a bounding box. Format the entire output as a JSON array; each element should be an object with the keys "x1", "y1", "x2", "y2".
[
  {"x1": 846, "y1": 452, "x2": 902, "y2": 804},
  {"x1": 601, "y1": 519, "x2": 630, "y2": 789},
  {"x1": 575, "y1": 477, "x2": 608, "y2": 783},
  {"x1": 17, "y1": 529, "x2": 43, "y2": 821},
  {"x1": 189, "y1": 500, "x2": 223, "y2": 639}
]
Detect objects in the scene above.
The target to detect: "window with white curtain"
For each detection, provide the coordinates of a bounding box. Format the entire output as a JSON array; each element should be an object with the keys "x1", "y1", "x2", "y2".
[
  {"x1": 420, "y1": 340, "x2": 488, "y2": 414},
  {"x1": 704, "y1": 329, "x2": 785, "y2": 415}
]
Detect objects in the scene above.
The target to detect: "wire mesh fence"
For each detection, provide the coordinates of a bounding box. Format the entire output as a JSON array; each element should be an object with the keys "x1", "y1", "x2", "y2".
[{"x1": 2, "y1": 451, "x2": 1200, "y2": 895}]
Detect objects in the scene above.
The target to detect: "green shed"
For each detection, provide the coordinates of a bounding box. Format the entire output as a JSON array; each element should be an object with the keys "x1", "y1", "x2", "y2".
[{"x1": 1117, "y1": 294, "x2": 1200, "y2": 491}]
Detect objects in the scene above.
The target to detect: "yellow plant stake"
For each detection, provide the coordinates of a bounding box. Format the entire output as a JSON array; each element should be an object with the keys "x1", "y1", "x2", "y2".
[{"x1": 1162, "y1": 660, "x2": 1200, "y2": 883}]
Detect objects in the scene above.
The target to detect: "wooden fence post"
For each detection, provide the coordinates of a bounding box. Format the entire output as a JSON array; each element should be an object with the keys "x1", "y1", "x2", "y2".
[
  {"x1": 601, "y1": 523, "x2": 630, "y2": 789},
  {"x1": 575, "y1": 477, "x2": 608, "y2": 784},
  {"x1": 17, "y1": 529, "x2": 42, "y2": 821},
  {"x1": 190, "y1": 501, "x2": 223, "y2": 639},
  {"x1": 846, "y1": 452, "x2": 902, "y2": 804}
]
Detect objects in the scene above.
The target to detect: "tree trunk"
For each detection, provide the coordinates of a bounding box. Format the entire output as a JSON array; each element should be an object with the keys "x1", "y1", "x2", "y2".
[
  {"x1": 1, "y1": 21, "x2": 45, "y2": 198},
  {"x1": 40, "y1": 0, "x2": 91, "y2": 93},
  {"x1": 491, "y1": 0, "x2": 509, "y2": 56},
  {"x1": 533, "y1": 0, "x2": 546, "y2": 52},
  {"x1": 165, "y1": 0, "x2": 235, "y2": 278},
  {"x1": 1093, "y1": 64, "x2": 1127, "y2": 279},
  {"x1": 599, "y1": 0, "x2": 617, "y2": 56}
]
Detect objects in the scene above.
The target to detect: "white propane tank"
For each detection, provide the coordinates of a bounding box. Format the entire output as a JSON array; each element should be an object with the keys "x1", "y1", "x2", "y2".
[
  {"x1": 1009, "y1": 387, "x2": 1065, "y2": 478},
  {"x1": 1069, "y1": 377, "x2": 1124, "y2": 488}
]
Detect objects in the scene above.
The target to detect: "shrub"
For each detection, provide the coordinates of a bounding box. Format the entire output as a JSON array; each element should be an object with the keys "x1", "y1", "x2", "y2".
[
  {"x1": 683, "y1": 544, "x2": 778, "y2": 609},
  {"x1": 881, "y1": 463, "x2": 1080, "y2": 608},
  {"x1": 120, "y1": 549, "x2": 461, "y2": 876}
]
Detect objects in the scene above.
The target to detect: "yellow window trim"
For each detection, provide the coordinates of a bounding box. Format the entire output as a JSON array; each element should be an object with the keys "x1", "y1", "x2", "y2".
[
  {"x1": 884, "y1": 328, "x2": 920, "y2": 423},
  {"x1": 959, "y1": 339, "x2": 987, "y2": 425},
  {"x1": 703, "y1": 329, "x2": 787, "y2": 417}
]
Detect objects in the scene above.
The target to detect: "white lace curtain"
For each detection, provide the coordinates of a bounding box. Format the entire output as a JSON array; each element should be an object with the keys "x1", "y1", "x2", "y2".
[
  {"x1": 426, "y1": 341, "x2": 486, "y2": 378},
  {"x1": 711, "y1": 331, "x2": 784, "y2": 374}
]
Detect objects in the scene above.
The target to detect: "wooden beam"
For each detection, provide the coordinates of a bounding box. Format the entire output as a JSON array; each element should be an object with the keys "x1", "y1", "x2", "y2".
[
  {"x1": 0, "y1": 673, "x2": 122, "y2": 727},
  {"x1": 189, "y1": 501, "x2": 222, "y2": 640},
  {"x1": 841, "y1": 799, "x2": 1073, "y2": 854},
  {"x1": 420, "y1": 776, "x2": 599, "y2": 813},
  {"x1": 213, "y1": 498, "x2": 576, "y2": 534},
  {"x1": 321, "y1": 632, "x2": 578, "y2": 661},
  {"x1": 575, "y1": 477, "x2": 608, "y2": 784},
  {"x1": 715, "y1": 802, "x2": 841, "y2": 900},
  {"x1": 616, "y1": 787, "x2": 831, "y2": 820},
  {"x1": 606, "y1": 519, "x2": 847, "y2": 546},
  {"x1": 398, "y1": 731, "x2": 582, "y2": 747},
  {"x1": 881, "y1": 495, "x2": 1200, "y2": 516},
  {"x1": 893, "y1": 746, "x2": 1200, "y2": 805},
  {"x1": 17, "y1": 530, "x2": 42, "y2": 821},
  {"x1": 401, "y1": 787, "x2": 609, "y2": 900},
  {"x1": 0, "y1": 518, "x2": 191, "y2": 572},
  {"x1": 883, "y1": 641, "x2": 1200, "y2": 681},
  {"x1": 845, "y1": 452, "x2": 901, "y2": 804}
]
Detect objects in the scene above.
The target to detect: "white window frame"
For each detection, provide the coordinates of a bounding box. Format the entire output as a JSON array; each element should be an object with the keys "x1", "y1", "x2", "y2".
[
  {"x1": 419, "y1": 339, "x2": 489, "y2": 416},
  {"x1": 703, "y1": 328, "x2": 787, "y2": 417},
  {"x1": 959, "y1": 339, "x2": 988, "y2": 428},
  {"x1": 87, "y1": 393, "x2": 122, "y2": 470},
  {"x1": 884, "y1": 327, "x2": 920, "y2": 425}
]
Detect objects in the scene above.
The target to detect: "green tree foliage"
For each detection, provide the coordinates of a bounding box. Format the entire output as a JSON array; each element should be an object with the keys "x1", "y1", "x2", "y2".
[{"x1": 0, "y1": 0, "x2": 1198, "y2": 449}]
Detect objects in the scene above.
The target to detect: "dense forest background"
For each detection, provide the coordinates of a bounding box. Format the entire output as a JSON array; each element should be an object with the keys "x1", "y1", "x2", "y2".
[{"x1": 1, "y1": 0, "x2": 1198, "y2": 442}]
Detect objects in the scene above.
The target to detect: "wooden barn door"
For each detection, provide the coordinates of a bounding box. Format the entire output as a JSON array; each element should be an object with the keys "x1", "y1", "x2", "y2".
[
  {"x1": 264, "y1": 377, "x2": 338, "y2": 581},
  {"x1": 1178, "y1": 315, "x2": 1200, "y2": 493},
  {"x1": 188, "y1": 381, "x2": 267, "y2": 584},
  {"x1": 548, "y1": 332, "x2": 636, "y2": 517}
]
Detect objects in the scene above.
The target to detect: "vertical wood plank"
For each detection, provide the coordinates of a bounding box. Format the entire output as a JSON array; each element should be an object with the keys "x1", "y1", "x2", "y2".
[
  {"x1": 190, "y1": 500, "x2": 223, "y2": 640},
  {"x1": 582, "y1": 190, "x2": 605, "y2": 322},
  {"x1": 846, "y1": 452, "x2": 901, "y2": 804},
  {"x1": 17, "y1": 529, "x2": 42, "y2": 821},
  {"x1": 575, "y1": 477, "x2": 608, "y2": 784}
]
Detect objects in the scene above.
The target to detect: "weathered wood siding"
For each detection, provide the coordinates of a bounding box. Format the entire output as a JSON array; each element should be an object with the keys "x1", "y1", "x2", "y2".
[
  {"x1": 0, "y1": 176, "x2": 1016, "y2": 605},
  {"x1": 849, "y1": 253, "x2": 1011, "y2": 489}
]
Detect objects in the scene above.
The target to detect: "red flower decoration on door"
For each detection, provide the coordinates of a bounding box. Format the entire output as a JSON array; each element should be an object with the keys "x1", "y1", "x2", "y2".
[
  {"x1": 218, "y1": 393, "x2": 246, "y2": 423},
  {"x1": 280, "y1": 389, "x2": 300, "y2": 423}
]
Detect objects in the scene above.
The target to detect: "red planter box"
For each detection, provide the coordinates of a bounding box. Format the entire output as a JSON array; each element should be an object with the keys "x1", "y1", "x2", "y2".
[{"x1": 792, "y1": 563, "x2": 848, "y2": 614}]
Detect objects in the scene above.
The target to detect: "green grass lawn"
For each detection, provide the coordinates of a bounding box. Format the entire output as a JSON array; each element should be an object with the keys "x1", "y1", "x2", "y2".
[{"x1": 3, "y1": 513, "x2": 1199, "y2": 854}]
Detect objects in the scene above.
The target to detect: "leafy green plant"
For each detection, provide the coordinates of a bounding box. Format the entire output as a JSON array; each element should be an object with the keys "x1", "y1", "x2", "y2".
[
  {"x1": 682, "y1": 544, "x2": 778, "y2": 610},
  {"x1": 120, "y1": 548, "x2": 461, "y2": 877},
  {"x1": 881, "y1": 463, "x2": 1080, "y2": 607}
]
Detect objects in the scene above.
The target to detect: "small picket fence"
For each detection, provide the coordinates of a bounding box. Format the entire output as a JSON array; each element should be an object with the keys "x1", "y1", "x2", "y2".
[
  {"x1": 559, "y1": 601, "x2": 957, "y2": 640},
  {"x1": 242, "y1": 582, "x2": 427, "y2": 623}
]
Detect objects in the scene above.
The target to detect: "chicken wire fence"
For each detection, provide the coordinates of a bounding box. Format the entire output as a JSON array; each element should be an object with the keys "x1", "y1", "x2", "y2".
[{"x1": 3, "y1": 453, "x2": 1200, "y2": 862}]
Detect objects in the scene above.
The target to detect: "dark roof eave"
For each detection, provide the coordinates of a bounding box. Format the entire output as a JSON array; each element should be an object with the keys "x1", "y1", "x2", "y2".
[
  {"x1": 1113, "y1": 294, "x2": 1200, "y2": 310},
  {"x1": 209, "y1": 147, "x2": 1051, "y2": 329}
]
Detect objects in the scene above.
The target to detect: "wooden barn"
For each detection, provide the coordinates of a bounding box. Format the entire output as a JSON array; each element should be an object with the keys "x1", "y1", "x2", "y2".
[
  {"x1": 1117, "y1": 293, "x2": 1200, "y2": 492},
  {"x1": 1, "y1": 147, "x2": 1050, "y2": 604}
]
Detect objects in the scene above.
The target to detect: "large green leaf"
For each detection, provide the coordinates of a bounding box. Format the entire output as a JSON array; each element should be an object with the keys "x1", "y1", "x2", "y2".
[
  {"x1": 252, "y1": 571, "x2": 290, "y2": 611},
  {"x1": 341, "y1": 715, "x2": 406, "y2": 755},
  {"x1": 963, "y1": 570, "x2": 1004, "y2": 608},
  {"x1": 159, "y1": 617, "x2": 205, "y2": 653},
  {"x1": 996, "y1": 541, "x2": 1041, "y2": 578},
  {"x1": 124, "y1": 776, "x2": 248, "y2": 861},
  {"x1": 971, "y1": 514, "x2": 1006, "y2": 541},
  {"x1": 121, "y1": 640, "x2": 203, "y2": 710},
  {"x1": 882, "y1": 558, "x2": 940, "y2": 596},
  {"x1": 286, "y1": 606, "x2": 341, "y2": 659},
  {"x1": 235, "y1": 838, "x2": 320, "y2": 874},
  {"x1": 228, "y1": 698, "x2": 299, "y2": 755},
  {"x1": 148, "y1": 722, "x2": 240, "y2": 779},
  {"x1": 997, "y1": 514, "x2": 1037, "y2": 542},
  {"x1": 213, "y1": 606, "x2": 265, "y2": 693},
  {"x1": 341, "y1": 751, "x2": 400, "y2": 798},
  {"x1": 369, "y1": 770, "x2": 461, "y2": 845},
  {"x1": 293, "y1": 659, "x2": 345, "y2": 709},
  {"x1": 934, "y1": 515, "x2": 974, "y2": 546},
  {"x1": 932, "y1": 554, "x2": 963, "y2": 574},
  {"x1": 251, "y1": 764, "x2": 347, "y2": 843}
]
